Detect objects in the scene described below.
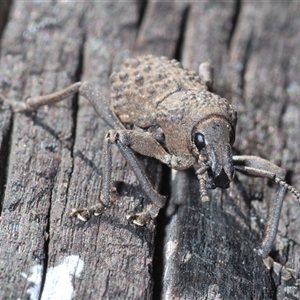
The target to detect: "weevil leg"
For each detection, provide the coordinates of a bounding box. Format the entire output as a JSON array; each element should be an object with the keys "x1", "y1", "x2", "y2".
[
  {"x1": 23, "y1": 82, "x2": 129, "y2": 206},
  {"x1": 71, "y1": 129, "x2": 168, "y2": 225},
  {"x1": 233, "y1": 155, "x2": 286, "y2": 181},
  {"x1": 257, "y1": 184, "x2": 287, "y2": 258},
  {"x1": 6, "y1": 81, "x2": 124, "y2": 130},
  {"x1": 233, "y1": 155, "x2": 300, "y2": 199},
  {"x1": 7, "y1": 81, "x2": 169, "y2": 224},
  {"x1": 111, "y1": 129, "x2": 173, "y2": 166},
  {"x1": 198, "y1": 62, "x2": 213, "y2": 91},
  {"x1": 114, "y1": 133, "x2": 167, "y2": 226},
  {"x1": 115, "y1": 131, "x2": 166, "y2": 226},
  {"x1": 233, "y1": 155, "x2": 287, "y2": 257},
  {"x1": 79, "y1": 82, "x2": 124, "y2": 130},
  {"x1": 70, "y1": 132, "x2": 113, "y2": 221},
  {"x1": 262, "y1": 256, "x2": 299, "y2": 281},
  {"x1": 233, "y1": 155, "x2": 300, "y2": 279},
  {"x1": 98, "y1": 128, "x2": 198, "y2": 225}
]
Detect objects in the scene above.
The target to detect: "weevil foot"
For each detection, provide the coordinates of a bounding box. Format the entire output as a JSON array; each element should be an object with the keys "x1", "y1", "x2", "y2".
[
  {"x1": 70, "y1": 208, "x2": 92, "y2": 222},
  {"x1": 70, "y1": 205, "x2": 106, "y2": 222},
  {"x1": 262, "y1": 256, "x2": 299, "y2": 281},
  {"x1": 126, "y1": 204, "x2": 160, "y2": 226},
  {"x1": 126, "y1": 212, "x2": 151, "y2": 226}
]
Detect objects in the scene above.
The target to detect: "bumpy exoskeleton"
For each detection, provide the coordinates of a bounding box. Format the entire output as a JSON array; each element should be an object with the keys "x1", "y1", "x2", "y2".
[{"x1": 2, "y1": 55, "x2": 300, "y2": 279}]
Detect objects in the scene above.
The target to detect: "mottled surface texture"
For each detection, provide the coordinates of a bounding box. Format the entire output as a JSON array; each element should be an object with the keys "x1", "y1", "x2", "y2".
[
  {"x1": 111, "y1": 55, "x2": 236, "y2": 166},
  {"x1": 111, "y1": 56, "x2": 208, "y2": 127},
  {"x1": 0, "y1": 2, "x2": 300, "y2": 300}
]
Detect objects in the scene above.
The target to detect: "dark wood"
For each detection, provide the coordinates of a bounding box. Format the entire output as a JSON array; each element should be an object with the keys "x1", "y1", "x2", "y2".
[
  {"x1": 134, "y1": 1, "x2": 188, "y2": 57},
  {"x1": 0, "y1": 1, "x2": 300, "y2": 300},
  {"x1": 0, "y1": 1, "x2": 11, "y2": 38}
]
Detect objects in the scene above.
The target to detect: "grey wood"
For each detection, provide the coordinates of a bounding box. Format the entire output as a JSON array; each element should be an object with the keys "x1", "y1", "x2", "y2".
[
  {"x1": 0, "y1": 1, "x2": 299, "y2": 299},
  {"x1": 162, "y1": 2, "x2": 300, "y2": 299}
]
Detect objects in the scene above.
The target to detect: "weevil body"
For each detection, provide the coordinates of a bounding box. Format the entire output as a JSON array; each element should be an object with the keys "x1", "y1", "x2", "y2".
[
  {"x1": 2, "y1": 55, "x2": 300, "y2": 279},
  {"x1": 110, "y1": 56, "x2": 236, "y2": 188}
]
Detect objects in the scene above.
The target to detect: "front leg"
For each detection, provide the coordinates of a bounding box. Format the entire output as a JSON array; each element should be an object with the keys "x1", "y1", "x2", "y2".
[
  {"x1": 233, "y1": 155, "x2": 300, "y2": 199},
  {"x1": 233, "y1": 155, "x2": 300, "y2": 279}
]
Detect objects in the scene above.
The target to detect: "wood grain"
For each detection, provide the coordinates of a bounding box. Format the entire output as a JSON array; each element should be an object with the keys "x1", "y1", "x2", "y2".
[{"x1": 0, "y1": 2, "x2": 299, "y2": 299}]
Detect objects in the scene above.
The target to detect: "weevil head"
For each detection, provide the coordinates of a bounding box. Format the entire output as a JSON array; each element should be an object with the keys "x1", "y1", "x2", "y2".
[{"x1": 192, "y1": 116, "x2": 235, "y2": 189}]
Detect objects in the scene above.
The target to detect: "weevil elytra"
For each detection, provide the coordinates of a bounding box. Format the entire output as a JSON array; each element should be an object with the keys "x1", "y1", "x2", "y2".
[{"x1": 2, "y1": 55, "x2": 300, "y2": 278}]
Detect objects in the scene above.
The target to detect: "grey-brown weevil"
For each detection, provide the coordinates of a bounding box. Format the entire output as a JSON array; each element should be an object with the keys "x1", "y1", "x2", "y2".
[{"x1": 3, "y1": 55, "x2": 300, "y2": 278}]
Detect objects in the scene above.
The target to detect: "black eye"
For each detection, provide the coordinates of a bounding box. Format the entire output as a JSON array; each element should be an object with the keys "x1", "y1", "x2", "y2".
[{"x1": 194, "y1": 133, "x2": 205, "y2": 151}]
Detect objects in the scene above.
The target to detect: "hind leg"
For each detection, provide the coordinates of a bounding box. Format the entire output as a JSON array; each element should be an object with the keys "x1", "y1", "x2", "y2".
[{"x1": 198, "y1": 62, "x2": 213, "y2": 91}]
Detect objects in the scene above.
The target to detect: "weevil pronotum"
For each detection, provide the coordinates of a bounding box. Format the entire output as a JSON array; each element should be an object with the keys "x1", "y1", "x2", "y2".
[{"x1": 2, "y1": 55, "x2": 300, "y2": 279}]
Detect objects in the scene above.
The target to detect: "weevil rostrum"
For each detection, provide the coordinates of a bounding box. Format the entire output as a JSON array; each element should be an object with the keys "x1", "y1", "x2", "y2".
[{"x1": 2, "y1": 55, "x2": 300, "y2": 278}]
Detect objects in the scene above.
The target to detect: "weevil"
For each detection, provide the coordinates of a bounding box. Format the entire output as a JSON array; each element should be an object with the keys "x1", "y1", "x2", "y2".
[{"x1": 2, "y1": 55, "x2": 300, "y2": 278}]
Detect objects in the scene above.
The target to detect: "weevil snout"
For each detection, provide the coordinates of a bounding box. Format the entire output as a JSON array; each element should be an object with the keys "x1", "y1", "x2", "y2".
[
  {"x1": 206, "y1": 143, "x2": 235, "y2": 189},
  {"x1": 214, "y1": 169, "x2": 231, "y2": 189},
  {"x1": 193, "y1": 117, "x2": 235, "y2": 189}
]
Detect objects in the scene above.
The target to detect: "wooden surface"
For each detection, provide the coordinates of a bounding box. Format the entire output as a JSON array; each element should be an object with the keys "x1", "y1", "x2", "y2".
[{"x1": 0, "y1": 2, "x2": 300, "y2": 299}]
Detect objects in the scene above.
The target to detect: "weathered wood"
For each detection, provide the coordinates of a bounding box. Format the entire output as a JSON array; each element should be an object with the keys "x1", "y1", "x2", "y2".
[
  {"x1": 0, "y1": 1, "x2": 11, "y2": 38},
  {"x1": 163, "y1": 2, "x2": 300, "y2": 299},
  {"x1": 0, "y1": 2, "x2": 185, "y2": 300},
  {"x1": 135, "y1": 1, "x2": 188, "y2": 57},
  {"x1": 0, "y1": 0, "x2": 12, "y2": 219},
  {"x1": 231, "y1": 4, "x2": 300, "y2": 299},
  {"x1": 0, "y1": 1, "x2": 300, "y2": 300},
  {"x1": 46, "y1": 2, "x2": 154, "y2": 299},
  {"x1": 0, "y1": 3, "x2": 85, "y2": 299}
]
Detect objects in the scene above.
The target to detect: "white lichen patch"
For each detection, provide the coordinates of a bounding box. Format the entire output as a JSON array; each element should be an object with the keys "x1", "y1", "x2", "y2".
[
  {"x1": 21, "y1": 255, "x2": 84, "y2": 300},
  {"x1": 21, "y1": 264, "x2": 43, "y2": 300},
  {"x1": 41, "y1": 255, "x2": 84, "y2": 300},
  {"x1": 165, "y1": 240, "x2": 178, "y2": 261}
]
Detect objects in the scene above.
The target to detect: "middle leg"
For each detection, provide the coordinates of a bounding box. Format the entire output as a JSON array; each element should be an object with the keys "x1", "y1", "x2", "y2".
[{"x1": 71, "y1": 129, "x2": 171, "y2": 225}]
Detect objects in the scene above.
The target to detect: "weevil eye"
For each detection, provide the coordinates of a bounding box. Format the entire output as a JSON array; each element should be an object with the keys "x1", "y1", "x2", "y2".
[{"x1": 194, "y1": 133, "x2": 205, "y2": 151}]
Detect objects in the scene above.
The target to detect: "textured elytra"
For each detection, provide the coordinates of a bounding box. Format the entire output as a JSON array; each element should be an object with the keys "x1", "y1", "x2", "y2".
[{"x1": 110, "y1": 55, "x2": 237, "y2": 130}]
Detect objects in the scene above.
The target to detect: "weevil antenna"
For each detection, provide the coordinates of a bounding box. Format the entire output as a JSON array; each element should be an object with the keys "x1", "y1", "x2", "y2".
[
  {"x1": 196, "y1": 166, "x2": 210, "y2": 204},
  {"x1": 198, "y1": 177, "x2": 210, "y2": 204},
  {"x1": 274, "y1": 177, "x2": 300, "y2": 200}
]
